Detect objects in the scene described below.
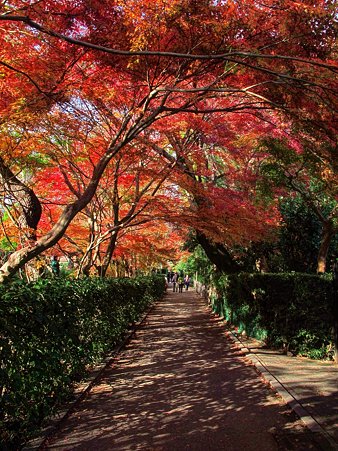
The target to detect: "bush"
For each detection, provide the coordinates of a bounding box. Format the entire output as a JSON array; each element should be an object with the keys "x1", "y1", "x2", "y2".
[
  {"x1": 0, "y1": 275, "x2": 165, "y2": 449},
  {"x1": 212, "y1": 272, "x2": 335, "y2": 359}
]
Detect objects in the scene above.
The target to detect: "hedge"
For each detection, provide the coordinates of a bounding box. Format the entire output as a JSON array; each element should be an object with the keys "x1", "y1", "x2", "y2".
[
  {"x1": 212, "y1": 272, "x2": 336, "y2": 360},
  {"x1": 0, "y1": 275, "x2": 165, "y2": 449}
]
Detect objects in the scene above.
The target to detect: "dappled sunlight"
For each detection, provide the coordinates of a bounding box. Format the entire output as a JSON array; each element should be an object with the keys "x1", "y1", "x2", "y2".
[
  {"x1": 47, "y1": 292, "x2": 321, "y2": 451},
  {"x1": 236, "y1": 335, "x2": 338, "y2": 443}
]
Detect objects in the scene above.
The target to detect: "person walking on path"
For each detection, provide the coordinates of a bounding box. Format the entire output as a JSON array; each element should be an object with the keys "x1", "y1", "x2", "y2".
[
  {"x1": 184, "y1": 274, "x2": 191, "y2": 291},
  {"x1": 178, "y1": 275, "x2": 184, "y2": 293},
  {"x1": 172, "y1": 272, "x2": 178, "y2": 292}
]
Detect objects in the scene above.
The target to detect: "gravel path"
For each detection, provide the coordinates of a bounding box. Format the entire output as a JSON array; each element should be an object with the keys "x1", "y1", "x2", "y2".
[{"x1": 45, "y1": 290, "x2": 323, "y2": 450}]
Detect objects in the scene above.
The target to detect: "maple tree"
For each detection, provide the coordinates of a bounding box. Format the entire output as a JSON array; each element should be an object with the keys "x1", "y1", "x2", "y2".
[
  {"x1": 146, "y1": 111, "x2": 282, "y2": 271},
  {"x1": 0, "y1": 0, "x2": 336, "y2": 281},
  {"x1": 112, "y1": 222, "x2": 187, "y2": 277},
  {"x1": 58, "y1": 147, "x2": 177, "y2": 277}
]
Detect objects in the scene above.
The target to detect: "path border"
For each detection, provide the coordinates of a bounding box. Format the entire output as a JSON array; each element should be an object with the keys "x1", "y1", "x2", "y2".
[
  {"x1": 224, "y1": 325, "x2": 338, "y2": 451},
  {"x1": 24, "y1": 290, "x2": 338, "y2": 451},
  {"x1": 23, "y1": 299, "x2": 159, "y2": 451},
  {"x1": 196, "y1": 279, "x2": 338, "y2": 451}
]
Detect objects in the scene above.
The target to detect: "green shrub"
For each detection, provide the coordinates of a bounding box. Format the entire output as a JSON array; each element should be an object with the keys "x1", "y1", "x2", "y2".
[
  {"x1": 0, "y1": 274, "x2": 165, "y2": 448},
  {"x1": 212, "y1": 272, "x2": 335, "y2": 359}
]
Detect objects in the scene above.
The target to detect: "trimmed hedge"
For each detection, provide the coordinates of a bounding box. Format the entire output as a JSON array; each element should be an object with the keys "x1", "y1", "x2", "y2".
[
  {"x1": 0, "y1": 275, "x2": 165, "y2": 449},
  {"x1": 212, "y1": 272, "x2": 336, "y2": 360}
]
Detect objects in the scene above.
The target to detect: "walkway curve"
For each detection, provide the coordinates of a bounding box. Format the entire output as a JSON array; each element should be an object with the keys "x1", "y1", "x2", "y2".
[{"x1": 44, "y1": 290, "x2": 325, "y2": 450}]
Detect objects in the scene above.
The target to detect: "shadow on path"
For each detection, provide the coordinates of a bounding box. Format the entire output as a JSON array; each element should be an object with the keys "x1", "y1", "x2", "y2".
[
  {"x1": 235, "y1": 334, "x2": 338, "y2": 445},
  {"x1": 45, "y1": 291, "x2": 325, "y2": 451}
]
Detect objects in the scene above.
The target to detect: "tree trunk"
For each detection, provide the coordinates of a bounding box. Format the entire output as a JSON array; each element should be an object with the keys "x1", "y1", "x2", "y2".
[
  {"x1": 0, "y1": 203, "x2": 77, "y2": 282},
  {"x1": 196, "y1": 231, "x2": 239, "y2": 274},
  {"x1": 0, "y1": 160, "x2": 111, "y2": 282},
  {"x1": 317, "y1": 221, "x2": 335, "y2": 273},
  {"x1": 99, "y1": 231, "x2": 118, "y2": 277},
  {"x1": 0, "y1": 157, "x2": 42, "y2": 241}
]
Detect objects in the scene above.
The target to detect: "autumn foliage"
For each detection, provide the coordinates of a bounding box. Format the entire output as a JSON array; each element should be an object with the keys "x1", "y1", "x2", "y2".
[{"x1": 0, "y1": 0, "x2": 336, "y2": 280}]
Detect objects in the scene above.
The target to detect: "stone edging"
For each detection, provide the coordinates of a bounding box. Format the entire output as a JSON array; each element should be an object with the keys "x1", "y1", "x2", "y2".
[{"x1": 225, "y1": 327, "x2": 338, "y2": 451}]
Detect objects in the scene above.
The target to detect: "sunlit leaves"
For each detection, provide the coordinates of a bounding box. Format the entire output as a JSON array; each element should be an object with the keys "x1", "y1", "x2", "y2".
[{"x1": 0, "y1": 0, "x2": 336, "y2": 279}]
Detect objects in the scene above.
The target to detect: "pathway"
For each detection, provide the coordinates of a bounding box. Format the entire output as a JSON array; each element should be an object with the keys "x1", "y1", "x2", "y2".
[{"x1": 43, "y1": 290, "x2": 333, "y2": 450}]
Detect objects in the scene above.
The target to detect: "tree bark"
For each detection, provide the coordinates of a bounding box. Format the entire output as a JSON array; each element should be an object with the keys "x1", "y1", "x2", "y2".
[
  {"x1": 317, "y1": 221, "x2": 335, "y2": 274},
  {"x1": 0, "y1": 157, "x2": 42, "y2": 241},
  {"x1": 99, "y1": 231, "x2": 118, "y2": 277},
  {"x1": 0, "y1": 203, "x2": 76, "y2": 282},
  {"x1": 196, "y1": 231, "x2": 240, "y2": 274}
]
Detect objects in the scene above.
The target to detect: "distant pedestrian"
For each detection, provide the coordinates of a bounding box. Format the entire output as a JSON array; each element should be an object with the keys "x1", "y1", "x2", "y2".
[
  {"x1": 172, "y1": 272, "x2": 178, "y2": 292},
  {"x1": 50, "y1": 255, "x2": 60, "y2": 276},
  {"x1": 178, "y1": 276, "x2": 184, "y2": 293},
  {"x1": 184, "y1": 275, "x2": 191, "y2": 291}
]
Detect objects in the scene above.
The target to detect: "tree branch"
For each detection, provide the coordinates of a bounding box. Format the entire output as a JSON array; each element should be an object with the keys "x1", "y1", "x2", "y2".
[{"x1": 1, "y1": 15, "x2": 336, "y2": 72}]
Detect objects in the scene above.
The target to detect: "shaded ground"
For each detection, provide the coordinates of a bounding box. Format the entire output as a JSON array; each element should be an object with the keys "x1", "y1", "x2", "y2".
[
  {"x1": 45, "y1": 290, "x2": 325, "y2": 450},
  {"x1": 232, "y1": 334, "x2": 338, "y2": 445}
]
